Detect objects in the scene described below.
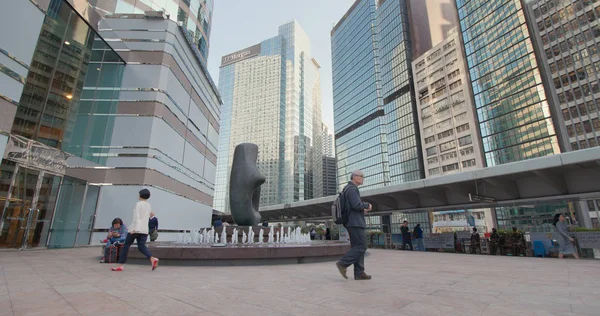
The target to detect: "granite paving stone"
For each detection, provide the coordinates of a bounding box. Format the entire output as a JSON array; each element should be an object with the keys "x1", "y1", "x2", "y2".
[{"x1": 0, "y1": 247, "x2": 599, "y2": 315}]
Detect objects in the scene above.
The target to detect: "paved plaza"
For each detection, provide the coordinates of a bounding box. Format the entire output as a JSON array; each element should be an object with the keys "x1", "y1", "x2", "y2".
[{"x1": 1, "y1": 247, "x2": 599, "y2": 315}]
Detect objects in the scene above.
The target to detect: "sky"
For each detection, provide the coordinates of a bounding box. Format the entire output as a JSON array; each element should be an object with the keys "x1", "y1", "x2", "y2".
[{"x1": 206, "y1": 0, "x2": 356, "y2": 132}]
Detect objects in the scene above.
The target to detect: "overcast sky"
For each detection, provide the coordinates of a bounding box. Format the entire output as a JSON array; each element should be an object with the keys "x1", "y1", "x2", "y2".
[{"x1": 206, "y1": 0, "x2": 356, "y2": 132}]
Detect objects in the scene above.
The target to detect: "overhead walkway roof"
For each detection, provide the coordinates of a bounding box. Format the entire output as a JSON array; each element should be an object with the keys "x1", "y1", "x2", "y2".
[{"x1": 258, "y1": 147, "x2": 600, "y2": 221}]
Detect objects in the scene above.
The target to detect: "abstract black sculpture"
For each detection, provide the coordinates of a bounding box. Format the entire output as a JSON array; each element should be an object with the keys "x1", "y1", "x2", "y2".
[{"x1": 229, "y1": 143, "x2": 265, "y2": 226}]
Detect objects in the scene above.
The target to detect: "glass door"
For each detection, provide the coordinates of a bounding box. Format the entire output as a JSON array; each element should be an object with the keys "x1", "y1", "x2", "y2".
[
  {"x1": 0, "y1": 164, "x2": 39, "y2": 248},
  {"x1": 21, "y1": 173, "x2": 61, "y2": 249},
  {"x1": 47, "y1": 177, "x2": 87, "y2": 248},
  {"x1": 75, "y1": 185, "x2": 99, "y2": 246}
]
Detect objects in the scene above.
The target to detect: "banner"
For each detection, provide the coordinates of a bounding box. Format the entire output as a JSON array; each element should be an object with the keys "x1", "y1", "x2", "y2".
[
  {"x1": 574, "y1": 232, "x2": 600, "y2": 249},
  {"x1": 424, "y1": 232, "x2": 454, "y2": 249},
  {"x1": 456, "y1": 231, "x2": 471, "y2": 240}
]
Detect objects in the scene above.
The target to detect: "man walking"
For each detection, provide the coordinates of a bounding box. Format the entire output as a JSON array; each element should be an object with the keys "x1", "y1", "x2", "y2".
[
  {"x1": 336, "y1": 170, "x2": 372, "y2": 280},
  {"x1": 401, "y1": 221, "x2": 413, "y2": 250}
]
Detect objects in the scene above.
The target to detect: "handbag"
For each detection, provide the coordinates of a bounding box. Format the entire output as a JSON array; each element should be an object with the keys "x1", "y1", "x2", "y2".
[{"x1": 150, "y1": 229, "x2": 159, "y2": 241}]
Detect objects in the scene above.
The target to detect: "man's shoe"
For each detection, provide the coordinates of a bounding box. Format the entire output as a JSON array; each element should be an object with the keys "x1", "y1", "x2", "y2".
[
  {"x1": 336, "y1": 262, "x2": 348, "y2": 279},
  {"x1": 354, "y1": 273, "x2": 372, "y2": 280}
]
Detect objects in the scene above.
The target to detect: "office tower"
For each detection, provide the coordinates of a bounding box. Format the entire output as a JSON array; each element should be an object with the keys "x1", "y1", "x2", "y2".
[
  {"x1": 455, "y1": 0, "x2": 561, "y2": 167},
  {"x1": 0, "y1": 0, "x2": 220, "y2": 249},
  {"x1": 331, "y1": 0, "x2": 388, "y2": 190},
  {"x1": 214, "y1": 21, "x2": 324, "y2": 213},
  {"x1": 321, "y1": 123, "x2": 335, "y2": 158},
  {"x1": 413, "y1": 29, "x2": 485, "y2": 177},
  {"x1": 408, "y1": 0, "x2": 459, "y2": 58},
  {"x1": 322, "y1": 156, "x2": 338, "y2": 196},
  {"x1": 332, "y1": 0, "x2": 423, "y2": 190},
  {"x1": 376, "y1": 0, "x2": 425, "y2": 185},
  {"x1": 526, "y1": 0, "x2": 600, "y2": 151}
]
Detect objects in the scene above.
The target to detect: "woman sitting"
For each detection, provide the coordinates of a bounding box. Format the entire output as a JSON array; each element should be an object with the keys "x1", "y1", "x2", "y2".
[
  {"x1": 100, "y1": 218, "x2": 127, "y2": 263},
  {"x1": 102, "y1": 218, "x2": 127, "y2": 246}
]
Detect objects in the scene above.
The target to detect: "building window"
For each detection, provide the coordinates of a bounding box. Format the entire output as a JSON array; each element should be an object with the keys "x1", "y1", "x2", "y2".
[
  {"x1": 429, "y1": 167, "x2": 440, "y2": 175},
  {"x1": 450, "y1": 90, "x2": 464, "y2": 102},
  {"x1": 458, "y1": 135, "x2": 473, "y2": 147},
  {"x1": 443, "y1": 40, "x2": 455, "y2": 51},
  {"x1": 445, "y1": 50, "x2": 457, "y2": 60},
  {"x1": 427, "y1": 49, "x2": 442, "y2": 61},
  {"x1": 426, "y1": 146, "x2": 437, "y2": 156},
  {"x1": 437, "y1": 118, "x2": 452, "y2": 130},
  {"x1": 455, "y1": 112, "x2": 468, "y2": 122},
  {"x1": 427, "y1": 157, "x2": 438, "y2": 164},
  {"x1": 449, "y1": 79, "x2": 462, "y2": 90},
  {"x1": 441, "y1": 151, "x2": 457, "y2": 161},
  {"x1": 442, "y1": 163, "x2": 459, "y2": 172},
  {"x1": 448, "y1": 69, "x2": 460, "y2": 80},
  {"x1": 422, "y1": 106, "x2": 433, "y2": 117},
  {"x1": 439, "y1": 140, "x2": 456, "y2": 152},
  {"x1": 437, "y1": 129, "x2": 453, "y2": 140},
  {"x1": 456, "y1": 123, "x2": 470, "y2": 133},
  {"x1": 425, "y1": 136, "x2": 436, "y2": 144},
  {"x1": 431, "y1": 78, "x2": 446, "y2": 90},
  {"x1": 460, "y1": 146, "x2": 474, "y2": 156},
  {"x1": 432, "y1": 87, "x2": 447, "y2": 99},
  {"x1": 462, "y1": 159, "x2": 476, "y2": 168},
  {"x1": 424, "y1": 125, "x2": 434, "y2": 134}
]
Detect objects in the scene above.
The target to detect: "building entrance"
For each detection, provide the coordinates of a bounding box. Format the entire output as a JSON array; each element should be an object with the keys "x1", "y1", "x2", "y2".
[{"x1": 0, "y1": 160, "x2": 61, "y2": 249}]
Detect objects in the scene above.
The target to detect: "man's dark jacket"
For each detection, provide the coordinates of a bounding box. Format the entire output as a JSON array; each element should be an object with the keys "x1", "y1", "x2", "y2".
[{"x1": 342, "y1": 181, "x2": 370, "y2": 228}]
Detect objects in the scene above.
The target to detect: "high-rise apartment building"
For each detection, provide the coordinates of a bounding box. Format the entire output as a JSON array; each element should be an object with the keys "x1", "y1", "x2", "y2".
[
  {"x1": 332, "y1": 0, "x2": 424, "y2": 190},
  {"x1": 0, "y1": 0, "x2": 220, "y2": 249},
  {"x1": 413, "y1": 29, "x2": 485, "y2": 177},
  {"x1": 526, "y1": 0, "x2": 600, "y2": 151},
  {"x1": 455, "y1": 0, "x2": 561, "y2": 167},
  {"x1": 214, "y1": 21, "x2": 324, "y2": 213}
]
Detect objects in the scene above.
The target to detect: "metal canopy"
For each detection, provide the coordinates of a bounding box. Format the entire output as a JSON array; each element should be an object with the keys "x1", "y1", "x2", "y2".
[{"x1": 259, "y1": 147, "x2": 600, "y2": 221}]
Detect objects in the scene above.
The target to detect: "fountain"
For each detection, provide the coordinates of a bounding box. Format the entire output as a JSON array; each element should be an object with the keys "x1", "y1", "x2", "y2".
[{"x1": 128, "y1": 144, "x2": 349, "y2": 265}]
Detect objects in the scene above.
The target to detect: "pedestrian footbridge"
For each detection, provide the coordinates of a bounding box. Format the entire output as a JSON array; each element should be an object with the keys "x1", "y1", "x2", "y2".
[{"x1": 259, "y1": 147, "x2": 600, "y2": 221}]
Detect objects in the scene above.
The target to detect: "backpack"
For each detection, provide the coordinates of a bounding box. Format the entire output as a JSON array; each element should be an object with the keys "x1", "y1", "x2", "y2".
[{"x1": 332, "y1": 186, "x2": 351, "y2": 225}]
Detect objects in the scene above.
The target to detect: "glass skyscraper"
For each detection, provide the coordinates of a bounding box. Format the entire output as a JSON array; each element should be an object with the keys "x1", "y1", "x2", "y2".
[
  {"x1": 331, "y1": 0, "x2": 389, "y2": 190},
  {"x1": 214, "y1": 21, "x2": 324, "y2": 213},
  {"x1": 455, "y1": 0, "x2": 561, "y2": 166},
  {"x1": 377, "y1": 0, "x2": 423, "y2": 184},
  {"x1": 331, "y1": 0, "x2": 423, "y2": 190}
]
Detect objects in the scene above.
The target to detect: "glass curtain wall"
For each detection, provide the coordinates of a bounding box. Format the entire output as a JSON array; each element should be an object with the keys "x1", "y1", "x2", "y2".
[
  {"x1": 47, "y1": 177, "x2": 100, "y2": 248},
  {"x1": 64, "y1": 40, "x2": 124, "y2": 164},
  {"x1": 12, "y1": 0, "x2": 125, "y2": 165}
]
